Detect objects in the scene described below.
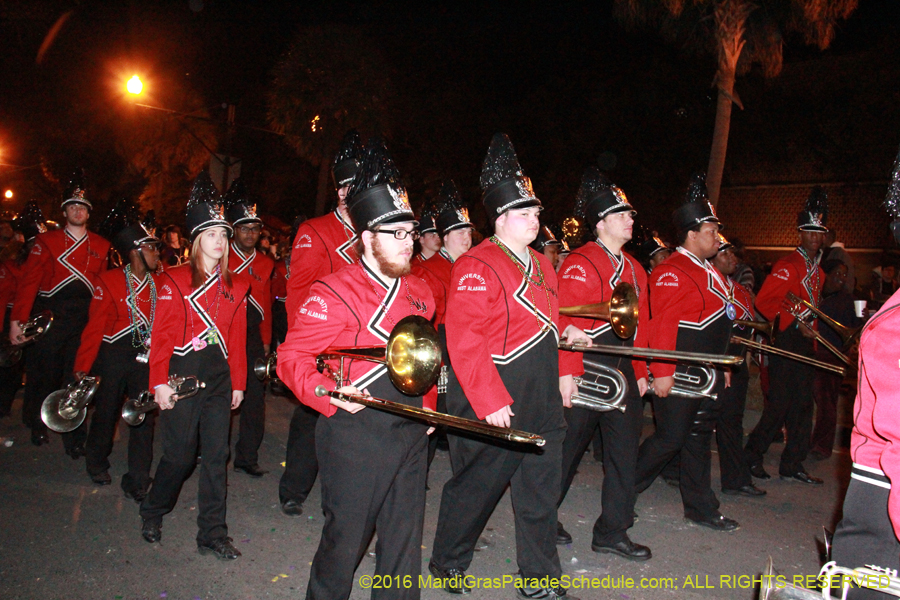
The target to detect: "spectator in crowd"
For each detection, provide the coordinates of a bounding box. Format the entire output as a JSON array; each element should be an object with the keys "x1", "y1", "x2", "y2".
[
  {"x1": 823, "y1": 228, "x2": 855, "y2": 294},
  {"x1": 869, "y1": 262, "x2": 899, "y2": 308}
]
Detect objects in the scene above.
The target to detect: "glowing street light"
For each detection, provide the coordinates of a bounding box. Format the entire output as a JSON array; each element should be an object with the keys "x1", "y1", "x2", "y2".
[
  {"x1": 3, "y1": 190, "x2": 12, "y2": 200},
  {"x1": 126, "y1": 75, "x2": 143, "y2": 95}
]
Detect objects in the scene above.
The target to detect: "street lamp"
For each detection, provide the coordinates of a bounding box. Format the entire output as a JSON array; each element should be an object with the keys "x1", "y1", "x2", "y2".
[
  {"x1": 3, "y1": 190, "x2": 12, "y2": 200},
  {"x1": 126, "y1": 75, "x2": 143, "y2": 95}
]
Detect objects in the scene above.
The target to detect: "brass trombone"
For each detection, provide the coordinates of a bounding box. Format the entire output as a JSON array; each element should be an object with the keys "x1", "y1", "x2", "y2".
[
  {"x1": 786, "y1": 291, "x2": 862, "y2": 346},
  {"x1": 782, "y1": 294, "x2": 852, "y2": 365},
  {"x1": 559, "y1": 342, "x2": 743, "y2": 367},
  {"x1": 560, "y1": 282, "x2": 638, "y2": 339},
  {"x1": 730, "y1": 314, "x2": 846, "y2": 375}
]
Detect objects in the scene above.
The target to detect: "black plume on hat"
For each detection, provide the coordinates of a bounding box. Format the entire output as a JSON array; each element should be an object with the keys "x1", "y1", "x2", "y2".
[
  {"x1": 332, "y1": 129, "x2": 364, "y2": 189},
  {"x1": 797, "y1": 186, "x2": 828, "y2": 232},
  {"x1": 143, "y1": 210, "x2": 157, "y2": 237},
  {"x1": 480, "y1": 133, "x2": 540, "y2": 217},
  {"x1": 633, "y1": 224, "x2": 671, "y2": 260},
  {"x1": 346, "y1": 137, "x2": 416, "y2": 232},
  {"x1": 886, "y1": 144, "x2": 900, "y2": 243},
  {"x1": 185, "y1": 171, "x2": 232, "y2": 241},
  {"x1": 574, "y1": 167, "x2": 632, "y2": 231},
  {"x1": 529, "y1": 225, "x2": 562, "y2": 252},
  {"x1": 61, "y1": 167, "x2": 91, "y2": 209},
  {"x1": 672, "y1": 172, "x2": 721, "y2": 233},
  {"x1": 13, "y1": 201, "x2": 47, "y2": 241},
  {"x1": 434, "y1": 179, "x2": 474, "y2": 237},
  {"x1": 224, "y1": 178, "x2": 261, "y2": 226},
  {"x1": 417, "y1": 198, "x2": 438, "y2": 235},
  {"x1": 101, "y1": 199, "x2": 159, "y2": 258}
]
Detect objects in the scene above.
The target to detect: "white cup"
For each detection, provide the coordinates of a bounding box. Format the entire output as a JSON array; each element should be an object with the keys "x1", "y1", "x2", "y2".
[{"x1": 854, "y1": 300, "x2": 867, "y2": 318}]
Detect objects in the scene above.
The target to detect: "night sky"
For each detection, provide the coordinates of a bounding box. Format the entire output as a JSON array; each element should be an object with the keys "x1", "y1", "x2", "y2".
[{"x1": 1, "y1": 0, "x2": 898, "y2": 239}]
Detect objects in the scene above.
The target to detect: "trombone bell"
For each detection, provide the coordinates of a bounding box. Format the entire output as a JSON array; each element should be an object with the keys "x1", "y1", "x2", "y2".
[{"x1": 559, "y1": 282, "x2": 638, "y2": 340}]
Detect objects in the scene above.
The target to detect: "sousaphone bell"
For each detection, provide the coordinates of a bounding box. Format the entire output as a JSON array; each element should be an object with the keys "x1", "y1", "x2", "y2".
[{"x1": 41, "y1": 376, "x2": 101, "y2": 433}]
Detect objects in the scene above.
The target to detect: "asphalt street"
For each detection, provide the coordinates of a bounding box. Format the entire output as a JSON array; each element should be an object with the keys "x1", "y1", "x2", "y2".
[{"x1": 0, "y1": 376, "x2": 850, "y2": 600}]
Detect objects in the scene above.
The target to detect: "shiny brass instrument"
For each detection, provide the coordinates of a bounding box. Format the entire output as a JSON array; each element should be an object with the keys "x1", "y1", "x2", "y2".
[
  {"x1": 559, "y1": 342, "x2": 743, "y2": 366},
  {"x1": 648, "y1": 365, "x2": 719, "y2": 401},
  {"x1": 782, "y1": 295, "x2": 852, "y2": 366},
  {"x1": 734, "y1": 314, "x2": 780, "y2": 343},
  {"x1": 730, "y1": 337, "x2": 846, "y2": 376},
  {"x1": 40, "y1": 376, "x2": 101, "y2": 433},
  {"x1": 759, "y1": 557, "x2": 900, "y2": 600},
  {"x1": 121, "y1": 375, "x2": 206, "y2": 426},
  {"x1": 571, "y1": 359, "x2": 628, "y2": 412},
  {"x1": 315, "y1": 315, "x2": 545, "y2": 447},
  {"x1": 786, "y1": 291, "x2": 862, "y2": 346},
  {"x1": 0, "y1": 311, "x2": 54, "y2": 367},
  {"x1": 560, "y1": 282, "x2": 638, "y2": 339},
  {"x1": 254, "y1": 351, "x2": 277, "y2": 382}
]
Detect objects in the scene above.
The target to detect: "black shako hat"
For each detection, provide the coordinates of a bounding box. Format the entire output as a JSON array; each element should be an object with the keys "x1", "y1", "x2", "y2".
[
  {"x1": 12, "y1": 201, "x2": 47, "y2": 241},
  {"x1": 433, "y1": 180, "x2": 474, "y2": 237},
  {"x1": 574, "y1": 166, "x2": 635, "y2": 231},
  {"x1": 346, "y1": 138, "x2": 416, "y2": 231},
  {"x1": 61, "y1": 168, "x2": 92, "y2": 210},
  {"x1": 672, "y1": 172, "x2": 722, "y2": 233},
  {"x1": 716, "y1": 232, "x2": 734, "y2": 253},
  {"x1": 480, "y1": 133, "x2": 541, "y2": 218},
  {"x1": 185, "y1": 171, "x2": 232, "y2": 241},
  {"x1": 529, "y1": 225, "x2": 563, "y2": 252},
  {"x1": 332, "y1": 129, "x2": 364, "y2": 189},
  {"x1": 797, "y1": 186, "x2": 829, "y2": 232},
  {"x1": 101, "y1": 199, "x2": 159, "y2": 258},
  {"x1": 224, "y1": 178, "x2": 262, "y2": 227},
  {"x1": 416, "y1": 198, "x2": 438, "y2": 235},
  {"x1": 886, "y1": 144, "x2": 900, "y2": 244},
  {"x1": 636, "y1": 225, "x2": 671, "y2": 260}
]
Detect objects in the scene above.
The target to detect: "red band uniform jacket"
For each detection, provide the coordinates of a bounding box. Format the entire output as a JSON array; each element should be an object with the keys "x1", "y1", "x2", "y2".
[
  {"x1": 228, "y1": 246, "x2": 274, "y2": 346},
  {"x1": 285, "y1": 211, "x2": 357, "y2": 329},
  {"x1": 557, "y1": 241, "x2": 649, "y2": 381},
  {"x1": 411, "y1": 248, "x2": 454, "y2": 328},
  {"x1": 755, "y1": 249, "x2": 823, "y2": 332},
  {"x1": 148, "y1": 264, "x2": 249, "y2": 394}
]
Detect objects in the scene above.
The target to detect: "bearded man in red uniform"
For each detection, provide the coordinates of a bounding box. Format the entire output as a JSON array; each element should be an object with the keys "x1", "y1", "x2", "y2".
[
  {"x1": 11, "y1": 169, "x2": 111, "y2": 452},
  {"x1": 429, "y1": 134, "x2": 590, "y2": 600},
  {"x1": 74, "y1": 203, "x2": 161, "y2": 497},
  {"x1": 555, "y1": 166, "x2": 651, "y2": 560},
  {"x1": 224, "y1": 179, "x2": 274, "y2": 478},
  {"x1": 635, "y1": 173, "x2": 738, "y2": 532},
  {"x1": 743, "y1": 187, "x2": 828, "y2": 485},
  {"x1": 277, "y1": 139, "x2": 435, "y2": 600},
  {"x1": 279, "y1": 130, "x2": 364, "y2": 517}
]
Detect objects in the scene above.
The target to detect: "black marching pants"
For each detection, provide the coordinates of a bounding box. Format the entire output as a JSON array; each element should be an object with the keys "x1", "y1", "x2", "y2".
[
  {"x1": 84, "y1": 340, "x2": 154, "y2": 493},
  {"x1": 280, "y1": 402, "x2": 320, "y2": 505},
  {"x1": 24, "y1": 297, "x2": 90, "y2": 451},
  {"x1": 306, "y1": 385, "x2": 428, "y2": 600},
  {"x1": 716, "y1": 360, "x2": 753, "y2": 490},
  {"x1": 140, "y1": 350, "x2": 232, "y2": 545},
  {"x1": 635, "y1": 389, "x2": 722, "y2": 521},
  {"x1": 234, "y1": 312, "x2": 265, "y2": 469},
  {"x1": 559, "y1": 366, "x2": 643, "y2": 545},
  {"x1": 744, "y1": 326, "x2": 815, "y2": 475}
]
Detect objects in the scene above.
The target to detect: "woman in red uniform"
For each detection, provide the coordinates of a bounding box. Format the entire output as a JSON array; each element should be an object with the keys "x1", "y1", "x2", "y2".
[{"x1": 139, "y1": 171, "x2": 249, "y2": 560}]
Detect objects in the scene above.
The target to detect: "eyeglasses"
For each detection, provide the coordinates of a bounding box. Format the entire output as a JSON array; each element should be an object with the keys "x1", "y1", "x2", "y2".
[
  {"x1": 375, "y1": 228, "x2": 420, "y2": 241},
  {"x1": 236, "y1": 225, "x2": 262, "y2": 234}
]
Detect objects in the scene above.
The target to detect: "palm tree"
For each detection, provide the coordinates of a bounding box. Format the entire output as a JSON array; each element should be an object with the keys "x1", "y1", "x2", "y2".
[{"x1": 616, "y1": 0, "x2": 858, "y2": 206}]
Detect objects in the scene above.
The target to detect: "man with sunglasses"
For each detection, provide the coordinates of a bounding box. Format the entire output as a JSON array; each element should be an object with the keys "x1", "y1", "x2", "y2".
[
  {"x1": 225, "y1": 179, "x2": 275, "y2": 478},
  {"x1": 73, "y1": 204, "x2": 160, "y2": 500}
]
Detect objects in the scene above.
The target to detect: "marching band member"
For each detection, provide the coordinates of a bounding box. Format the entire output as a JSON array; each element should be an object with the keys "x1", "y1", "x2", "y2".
[
  {"x1": 139, "y1": 171, "x2": 249, "y2": 560},
  {"x1": 743, "y1": 188, "x2": 828, "y2": 485},
  {"x1": 556, "y1": 167, "x2": 651, "y2": 560},
  {"x1": 10, "y1": 169, "x2": 110, "y2": 452},
  {"x1": 429, "y1": 134, "x2": 590, "y2": 599},
  {"x1": 414, "y1": 207, "x2": 442, "y2": 263},
  {"x1": 530, "y1": 225, "x2": 564, "y2": 270},
  {"x1": 225, "y1": 179, "x2": 274, "y2": 478},
  {"x1": 75, "y1": 202, "x2": 160, "y2": 498},
  {"x1": 634, "y1": 173, "x2": 738, "y2": 532},
  {"x1": 279, "y1": 130, "x2": 364, "y2": 518},
  {"x1": 277, "y1": 139, "x2": 435, "y2": 600}
]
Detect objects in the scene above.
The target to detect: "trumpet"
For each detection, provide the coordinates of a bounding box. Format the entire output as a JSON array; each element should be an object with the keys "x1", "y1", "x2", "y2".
[
  {"x1": 571, "y1": 359, "x2": 628, "y2": 412},
  {"x1": 313, "y1": 314, "x2": 545, "y2": 446},
  {"x1": 0, "y1": 311, "x2": 54, "y2": 367},
  {"x1": 41, "y1": 376, "x2": 101, "y2": 433},
  {"x1": 782, "y1": 295, "x2": 851, "y2": 365},
  {"x1": 648, "y1": 365, "x2": 719, "y2": 401},
  {"x1": 560, "y1": 282, "x2": 638, "y2": 339},
  {"x1": 786, "y1": 291, "x2": 862, "y2": 346},
  {"x1": 121, "y1": 375, "x2": 206, "y2": 426},
  {"x1": 730, "y1": 336, "x2": 846, "y2": 376}
]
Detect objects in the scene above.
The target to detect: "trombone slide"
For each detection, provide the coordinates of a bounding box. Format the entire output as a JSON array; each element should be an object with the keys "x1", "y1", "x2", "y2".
[
  {"x1": 559, "y1": 343, "x2": 743, "y2": 366},
  {"x1": 731, "y1": 337, "x2": 846, "y2": 376},
  {"x1": 314, "y1": 386, "x2": 545, "y2": 447}
]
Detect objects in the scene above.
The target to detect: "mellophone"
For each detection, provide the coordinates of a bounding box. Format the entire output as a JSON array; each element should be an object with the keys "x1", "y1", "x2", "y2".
[
  {"x1": 121, "y1": 376, "x2": 206, "y2": 426},
  {"x1": 0, "y1": 311, "x2": 54, "y2": 368}
]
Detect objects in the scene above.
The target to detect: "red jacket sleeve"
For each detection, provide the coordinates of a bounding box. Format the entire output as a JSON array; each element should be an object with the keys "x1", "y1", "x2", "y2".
[
  {"x1": 228, "y1": 282, "x2": 249, "y2": 392},
  {"x1": 73, "y1": 275, "x2": 116, "y2": 374},
  {"x1": 260, "y1": 263, "x2": 273, "y2": 346},
  {"x1": 0, "y1": 264, "x2": 15, "y2": 312},
  {"x1": 647, "y1": 264, "x2": 691, "y2": 379},
  {"x1": 632, "y1": 267, "x2": 650, "y2": 380},
  {"x1": 445, "y1": 256, "x2": 515, "y2": 420},
  {"x1": 285, "y1": 224, "x2": 330, "y2": 330},
  {"x1": 149, "y1": 273, "x2": 180, "y2": 390},
  {"x1": 755, "y1": 260, "x2": 797, "y2": 327},
  {"x1": 557, "y1": 253, "x2": 600, "y2": 378},
  {"x1": 276, "y1": 282, "x2": 353, "y2": 417},
  {"x1": 11, "y1": 237, "x2": 50, "y2": 323},
  {"x1": 411, "y1": 265, "x2": 445, "y2": 327}
]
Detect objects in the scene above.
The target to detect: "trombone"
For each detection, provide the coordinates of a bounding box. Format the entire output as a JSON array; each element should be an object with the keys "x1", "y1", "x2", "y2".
[
  {"x1": 782, "y1": 294, "x2": 852, "y2": 365},
  {"x1": 559, "y1": 341, "x2": 743, "y2": 367},
  {"x1": 786, "y1": 291, "x2": 862, "y2": 346},
  {"x1": 730, "y1": 315, "x2": 846, "y2": 376},
  {"x1": 276, "y1": 315, "x2": 546, "y2": 447},
  {"x1": 560, "y1": 282, "x2": 638, "y2": 339}
]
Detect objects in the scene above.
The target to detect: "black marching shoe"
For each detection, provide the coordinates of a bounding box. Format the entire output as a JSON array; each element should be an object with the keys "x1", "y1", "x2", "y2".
[
  {"x1": 428, "y1": 562, "x2": 471, "y2": 594},
  {"x1": 780, "y1": 471, "x2": 823, "y2": 485},
  {"x1": 90, "y1": 471, "x2": 112, "y2": 486},
  {"x1": 141, "y1": 520, "x2": 161, "y2": 543},
  {"x1": 722, "y1": 484, "x2": 766, "y2": 497},
  {"x1": 686, "y1": 514, "x2": 740, "y2": 532},
  {"x1": 234, "y1": 464, "x2": 269, "y2": 478},
  {"x1": 198, "y1": 536, "x2": 241, "y2": 560},
  {"x1": 124, "y1": 487, "x2": 148, "y2": 503},
  {"x1": 748, "y1": 462, "x2": 771, "y2": 480},
  {"x1": 281, "y1": 499, "x2": 303, "y2": 517},
  {"x1": 31, "y1": 432, "x2": 49, "y2": 446},
  {"x1": 591, "y1": 537, "x2": 651, "y2": 561},
  {"x1": 517, "y1": 583, "x2": 575, "y2": 599},
  {"x1": 66, "y1": 443, "x2": 86, "y2": 460},
  {"x1": 556, "y1": 521, "x2": 572, "y2": 545}
]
